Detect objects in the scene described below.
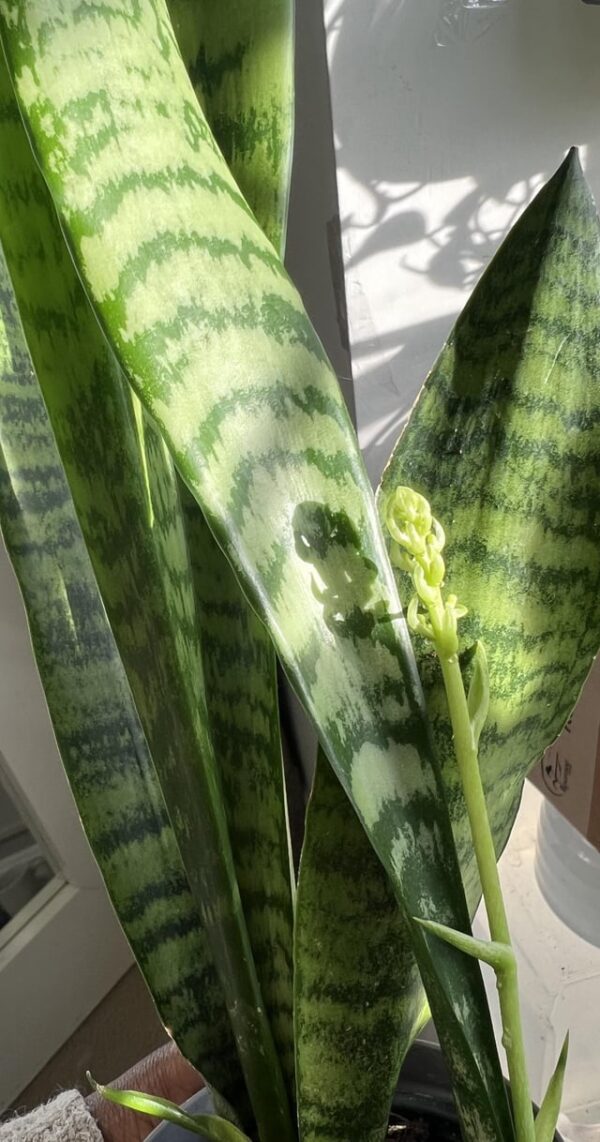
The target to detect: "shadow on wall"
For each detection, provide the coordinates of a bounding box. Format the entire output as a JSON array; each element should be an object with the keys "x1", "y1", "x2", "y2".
[{"x1": 324, "y1": 0, "x2": 600, "y2": 481}]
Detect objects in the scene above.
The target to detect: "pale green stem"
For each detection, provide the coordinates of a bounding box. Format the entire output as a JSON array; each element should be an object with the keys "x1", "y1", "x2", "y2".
[{"x1": 438, "y1": 651, "x2": 535, "y2": 1142}]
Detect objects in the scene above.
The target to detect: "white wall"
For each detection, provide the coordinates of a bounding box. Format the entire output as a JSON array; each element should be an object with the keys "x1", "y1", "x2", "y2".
[{"x1": 325, "y1": 0, "x2": 600, "y2": 483}]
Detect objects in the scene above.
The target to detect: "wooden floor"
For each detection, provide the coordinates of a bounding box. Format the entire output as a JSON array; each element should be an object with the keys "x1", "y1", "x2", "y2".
[{"x1": 7, "y1": 966, "x2": 166, "y2": 1116}]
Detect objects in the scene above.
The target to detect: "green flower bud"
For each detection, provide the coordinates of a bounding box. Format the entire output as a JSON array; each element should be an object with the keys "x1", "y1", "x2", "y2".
[
  {"x1": 424, "y1": 545, "x2": 446, "y2": 588},
  {"x1": 407, "y1": 595, "x2": 435, "y2": 642},
  {"x1": 431, "y1": 517, "x2": 446, "y2": 553},
  {"x1": 385, "y1": 485, "x2": 468, "y2": 660},
  {"x1": 385, "y1": 486, "x2": 432, "y2": 551},
  {"x1": 447, "y1": 594, "x2": 468, "y2": 620},
  {"x1": 390, "y1": 545, "x2": 416, "y2": 575},
  {"x1": 413, "y1": 562, "x2": 440, "y2": 607},
  {"x1": 433, "y1": 597, "x2": 468, "y2": 658}
]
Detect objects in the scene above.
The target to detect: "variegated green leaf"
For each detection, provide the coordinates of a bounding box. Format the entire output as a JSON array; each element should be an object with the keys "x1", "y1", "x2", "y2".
[
  {"x1": 380, "y1": 150, "x2": 600, "y2": 913},
  {"x1": 168, "y1": 0, "x2": 294, "y2": 251},
  {"x1": 0, "y1": 247, "x2": 243, "y2": 1109},
  {"x1": 295, "y1": 751, "x2": 427, "y2": 1142},
  {"x1": 168, "y1": 5, "x2": 297, "y2": 1102},
  {"x1": 183, "y1": 490, "x2": 296, "y2": 1102},
  {"x1": 176, "y1": 7, "x2": 410, "y2": 1122},
  {"x1": 0, "y1": 56, "x2": 292, "y2": 1142},
  {"x1": 0, "y1": 7, "x2": 513, "y2": 1141}
]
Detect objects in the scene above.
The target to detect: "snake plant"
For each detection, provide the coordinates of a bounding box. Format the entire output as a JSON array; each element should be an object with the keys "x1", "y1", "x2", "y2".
[{"x1": 0, "y1": 4, "x2": 598, "y2": 1142}]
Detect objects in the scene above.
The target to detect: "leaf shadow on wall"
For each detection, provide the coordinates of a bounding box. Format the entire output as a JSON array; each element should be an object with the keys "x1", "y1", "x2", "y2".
[{"x1": 324, "y1": 0, "x2": 600, "y2": 482}]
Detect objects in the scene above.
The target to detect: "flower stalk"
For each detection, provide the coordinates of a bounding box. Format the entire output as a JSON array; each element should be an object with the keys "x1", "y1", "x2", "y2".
[{"x1": 384, "y1": 487, "x2": 536, "y2": 1142}]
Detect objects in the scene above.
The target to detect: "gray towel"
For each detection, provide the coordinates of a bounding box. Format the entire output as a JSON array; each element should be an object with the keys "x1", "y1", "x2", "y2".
[{"x1": 0, "y1": 1092, "x2": 102, "y2": 1142}]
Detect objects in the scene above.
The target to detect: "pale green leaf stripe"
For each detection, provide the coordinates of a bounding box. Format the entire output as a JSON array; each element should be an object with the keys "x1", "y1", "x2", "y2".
[
  {"x1": 173, "y1": 4, "x2": 296, "y2": 1101},
  {"x1": 168, "y1": 0, "x2": 294, "y2": 251},
  {"x1": 0, "y1": 57, "x2": 290, "y2": 1140},
  {"x1": 0, "y1": 247, "x2": 243, "y2": 1105},
  {"x1": 295, "y1": 751, "x2": 428, "y2": 1142},
  {"x1": 0, "y1": 7, "x2": 512, "y2": 1141},
  {"x1": 380, "y1": 151, "x2": 600, "y2": 913}
]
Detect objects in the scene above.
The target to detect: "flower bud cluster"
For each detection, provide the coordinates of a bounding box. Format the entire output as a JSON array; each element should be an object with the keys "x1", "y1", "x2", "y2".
[{"x1": 383, "y1": 486, "x2": 466, "y2": 658}]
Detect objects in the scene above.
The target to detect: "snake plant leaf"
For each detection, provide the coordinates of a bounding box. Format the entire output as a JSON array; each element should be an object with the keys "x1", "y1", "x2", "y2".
[
  {"x1": 0, "y1": 247, "x2": 243, "y2": 1109},
  {"x1": 183, "y1": 490, "x2": 296, "y2": 1102},
  {"x1": 0, "y1": 7, "x2": 514, "y2": 1141},
  {"x1": 534, "y1": 1035, "x2": 569, "y2": 1142},
  {"x1": 167, "y1": 4, "x2": 298, "y2": 1101},
  {"x1": 88, "y1": 1076, "x2": 252, "y2": 1142},
  {"x1": 168, "y1": 0, "x2": 294, "y2": 251},
  {"x1": 176, "y1": 6, "x2": 404, "y2": 1123},
  {"x1": 0, "y1": 58, "x2": 292, "y2": 1142},
  {"x1": 380, "y1": 150, "x2": 600, "y2": 912},
  {"x1": 295, "y1": 750, "x2": 427, "y2": 1142}
]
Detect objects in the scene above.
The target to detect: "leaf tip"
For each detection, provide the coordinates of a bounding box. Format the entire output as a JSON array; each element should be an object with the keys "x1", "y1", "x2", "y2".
[
  {"x1": 86, "y1": 1071, "x2": 102, "y2": 1095},
  {"x1": 557, "y1": 145, "x2": 589, "y2": 195},
  {"x1": 545, "y1": 146, "x2": 589, "y2": 204},
  {"x1": 564, "y1": 145, "x2": 582, "y2": 173}
]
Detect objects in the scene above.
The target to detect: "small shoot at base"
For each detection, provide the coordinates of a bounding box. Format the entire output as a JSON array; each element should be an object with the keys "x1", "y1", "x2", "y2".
[
  {"x1": 534, "y1": 1036, "x2": 570, "y2": 1142},
  {"x1": 86, "y1": 1074, "x2": 252, "y2": 1142}
]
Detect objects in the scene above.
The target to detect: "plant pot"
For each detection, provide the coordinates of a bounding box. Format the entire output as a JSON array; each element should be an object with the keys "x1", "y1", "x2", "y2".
[
  {"x1": 146, "y1": 1039, "x2": 563, "y2": 1142},
  {"x1": 147, "y1": 1040, "x2": 461, "y2": 1142}
]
